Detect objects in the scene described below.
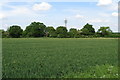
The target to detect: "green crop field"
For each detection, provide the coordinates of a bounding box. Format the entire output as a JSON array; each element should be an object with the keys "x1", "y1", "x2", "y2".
[{"x1": 2, "y1": 38, "x2": 118, "y2": 78}]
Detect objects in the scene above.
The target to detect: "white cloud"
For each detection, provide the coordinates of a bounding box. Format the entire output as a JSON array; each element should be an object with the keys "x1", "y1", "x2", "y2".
[
  {"x1": 75, "y1": 14, "x2": 84, "y2": 18},
  {"x1": 97, "y1": 0, "x2": 118, "y2": 11},
  {"x1": 11, "y1": 7, "x2": 31, "y2": 15},
  {"x1": 33, "y1": 2, "x2": 52, "y2": 11},
  {"x1": 88, "y1": 19, "x2": 102, "y2": 23},
  {"x1": 99, "y1": 13, "x2": 110, "y2": 17},
  {"x1": 88, "y1": 19, "x2": 109, "y2": 23},
  {"x1": 2, "y1": 6, "x2": 33, "y2": 18},
  {"x1": 97, "y1": 0, "x2": 112, "y2": 6},
  {"x1": 110, "y1": 4, "x2": 118, "y2": 11},
  {"x1": 112, "y1": 12, "x2": 118, "y2": 16},
  {"x1": 1, "y1": 24, "x2": 9, "y2": 30},
  {"x1": 0, "y1": 13, "x2": 6, "y2": 19}
]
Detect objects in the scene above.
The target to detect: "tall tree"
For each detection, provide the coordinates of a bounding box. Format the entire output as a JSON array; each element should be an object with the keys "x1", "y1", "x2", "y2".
[
  {"x1": 45, "y1": 26, "x2": 57, "y2": 37},
  {"x1": 8, "y1": 25, "x2": 23, "y2": 38},
  {"x1": 69, "y1": 28, "x2": 78, "y2": 38},
  {"x1": 56, "y1": 26, "x2": 68, "y2": 38},
  {"x1": 81, "y1": 23, "x2": 95, "y2": 35},
  {"x1": 97, "y1": 27, "x2": 112, "y2": 37},
  {"x1": 24, "y1": 22, "x2": 46, "y2": 37},
  {"x1": 0, "y1": 30, "x2": 9, "y2": 38},
  {"x1": 0, "y1": 30, "x2": 2, "y2": 38}
]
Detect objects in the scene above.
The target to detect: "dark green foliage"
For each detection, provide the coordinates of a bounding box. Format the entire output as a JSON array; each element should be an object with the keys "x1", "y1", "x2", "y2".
[
  {"x1": 0, "y1": 30, "x2": 2, "y2": 38},
  {"x1": 106, "y1": 33, "x2": 120, "y2": 38},
  {"x1": 1, "y1": 22, "x2": 119, "y2": 38},
  {"x1": 22, "y1": 30, "x2": 27, "y2": 37},
  {"x1": 2, "y1": 30, "x2": 9, "y2": 38},
  {"x1": 97, "y1": 27, "x2": 112, "y2": 37},
  {"x1": 81, "y1": 23, "x2": 95, "y2": 35},
  {"x1": 56, "y1": 26, "x2": 68, "y2": 38},
  {"x1": 24, "y1": 22, "x2": 46, "y2": 37},
  {"x1": 68, "y1": 28, "x2": 78, "y2": 38},
  {"x1": 45, "y1": 26, "x2": 57, "y2": 37},
  {"x1": 8, "y1": 25, "x2": 23, "y2": 38}
]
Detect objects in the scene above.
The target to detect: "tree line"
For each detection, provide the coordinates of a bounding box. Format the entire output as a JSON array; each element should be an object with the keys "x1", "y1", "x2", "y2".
[{"x1": 0, "y1": 22, "x2": 120, "y2": 38}]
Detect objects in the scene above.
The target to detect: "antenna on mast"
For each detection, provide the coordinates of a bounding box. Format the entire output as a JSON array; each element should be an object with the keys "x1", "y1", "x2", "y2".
[{"x1": 64, "y1": 18, "x2": 67, "y2": 27}]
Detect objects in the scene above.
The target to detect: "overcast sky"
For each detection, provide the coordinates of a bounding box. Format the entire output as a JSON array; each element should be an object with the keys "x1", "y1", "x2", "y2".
[{"x1": 0, "y1": 0, "x2": 119, "y2": 32}]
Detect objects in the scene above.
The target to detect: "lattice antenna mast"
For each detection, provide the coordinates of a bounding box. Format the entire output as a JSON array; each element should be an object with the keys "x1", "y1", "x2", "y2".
[{"x1": 64, "y1": 18, "x2": 67, "y2": 27}]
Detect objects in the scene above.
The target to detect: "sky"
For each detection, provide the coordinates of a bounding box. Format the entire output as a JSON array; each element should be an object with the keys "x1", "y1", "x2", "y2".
[{"x1": 0, "y1": 0, "x2": 119, "y2": 32}]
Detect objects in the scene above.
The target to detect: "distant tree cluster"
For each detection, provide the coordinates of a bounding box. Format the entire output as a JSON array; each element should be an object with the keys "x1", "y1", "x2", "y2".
[{"x1": 0, "y1": 22, "x2": 119, "y2": 38}]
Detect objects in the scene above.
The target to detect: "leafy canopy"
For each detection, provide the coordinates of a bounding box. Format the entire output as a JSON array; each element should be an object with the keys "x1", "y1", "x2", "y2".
[
  {"x1": 8, "y1": 25, "x2": 23, "y2": 38},
  {"x1": 81, "y1": 23, "x2": 95, "y2": 35},
  {"x1": 97, "y1": 27, "x2": 112, "y2": 36},
  {"x1": 56, "y1": 26, "x2": 68, "y2": 38},
  {"x1": 24, "y1": 22, "x2": 46, "y2": 37}
]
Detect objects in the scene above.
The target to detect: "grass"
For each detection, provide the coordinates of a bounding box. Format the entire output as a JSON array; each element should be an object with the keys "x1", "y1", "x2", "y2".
[
  {"x1": 63, "y1": 64, "x2": 118, "y2": 78},
  {"x1": 2, "y1": 38, "x2": 118, "y2": 78},
  {"x1": 0, "y1": 38, "x2": 2, "y2": 79}
]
